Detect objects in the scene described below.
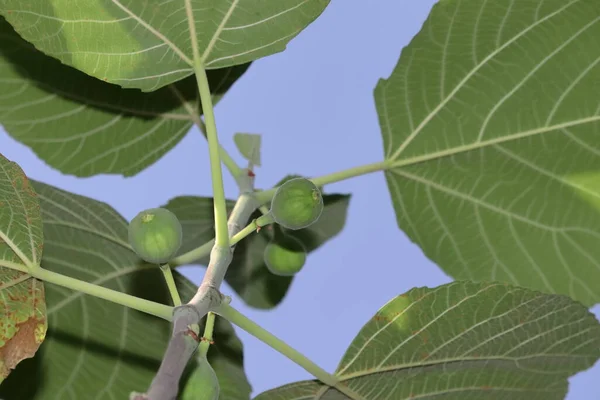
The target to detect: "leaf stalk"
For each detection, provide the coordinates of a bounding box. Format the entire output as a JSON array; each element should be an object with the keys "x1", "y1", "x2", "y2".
[
  {"x1": 29, "y1": 266, "x2": 173, "y2": 320},
  {"x1": 216, "y1": 304, "x2": 362, "y2": 398}
]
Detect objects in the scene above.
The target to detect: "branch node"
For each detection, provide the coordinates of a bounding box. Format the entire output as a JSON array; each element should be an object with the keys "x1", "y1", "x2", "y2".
[{"x1": 184, "y1": 328, "x2": 200, "y2": 343}]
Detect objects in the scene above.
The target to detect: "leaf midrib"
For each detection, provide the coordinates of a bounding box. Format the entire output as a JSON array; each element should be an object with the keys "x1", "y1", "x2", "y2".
[
  {"x1": 336, "y1": 352, "x2": 595, "y2": 382},
  {"x1": 388, "y1": 115, "x2": 600, "y2": 171},
  {"x1": 0, "y1": 230, "x2": 31, "y2": 267},
  {"x1": 381, "y1": 0, "x2": 600, "y2": 178}
]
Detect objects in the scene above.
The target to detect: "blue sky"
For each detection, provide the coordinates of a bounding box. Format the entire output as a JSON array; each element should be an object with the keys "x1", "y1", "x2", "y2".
[{"x1": 1, "y1": 1, "x2": 598, "y2": 398}]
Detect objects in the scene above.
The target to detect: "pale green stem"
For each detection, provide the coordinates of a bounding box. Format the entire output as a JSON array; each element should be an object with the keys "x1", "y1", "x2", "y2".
[
  {"x1": 230, "y1": 213, "x2": 274, "y2": 247},
  {"x1": 30, "y1": 266, "x2": 173, "y2": 320},
  {"x1": 189, "y1": 26, "x2": 228, "y2": 248},
  {"x1": 198, "y1": 312, "x2": 216, "y2": 357},
  {"x1": 197, "y1": 118, "x2": 243, "y2": 183},
  {"x1": 170, "y1": 199, "x2": 266, "y2": 268},
  {"x1": 254, "y1": 160, "x2": 390, "y2": 205},
  {"x1": 170, "y1": 239, "x2": 214, "y2": 268},
  {"x1": 258, "y1": 205, "x2": 270, "y2": 215},
  {"x1": 216, "y1": 304, "x2": 344, "y2": 388},
  {"x1": 159, "y1": 263, "x2": 182, "y2": 306},
  {"x1": 171, "y1": 160, "x2": 390, "y2": 268},
  {"x1": 168, "y1": 85, "x2": 243, "y2": 183}
]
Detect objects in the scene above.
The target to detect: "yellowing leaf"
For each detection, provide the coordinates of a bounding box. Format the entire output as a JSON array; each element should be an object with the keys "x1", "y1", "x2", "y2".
[{"x1": 0, "y1": 154, "x2": 46, "y2": 382}]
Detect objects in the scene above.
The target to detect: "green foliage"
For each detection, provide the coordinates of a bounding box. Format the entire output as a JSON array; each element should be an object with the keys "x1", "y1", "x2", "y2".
[
  {"x1": 0, "y1": 0, "x2": 329, "y2": 91},
  {"x1": 263, "y1": 235, "x2": 307, "y2": 277},
  {"x1": 0, "y1": 1, "x2": 599, "y2": 399},
  {"x1": 255, "y1": 281, "x2": 600, "y2": 399},
  {"x1": 128, "y1": 208, "x2": 183, "y2": 265},
  {"x1": 0, "y1": 154, "x2": 46, "y2": 382},
  {"x1": 163, "y1": 187, "x2": 351, "y2": 308},
  {"x1": 270, "y1": 178, "x2": 324, "y2": 230},
  {"x1": 378, "y1": 0, "x2": 600, "y2": 306},
  {"x1": 234, "y1": 133, "x2": 262, "y2": 166},
  {"x1": 0, "y1": 180, "x2": 250, "y2": 399},
  {"x1": 0, "y1": 18, "x2": 249, "y2": 177}
]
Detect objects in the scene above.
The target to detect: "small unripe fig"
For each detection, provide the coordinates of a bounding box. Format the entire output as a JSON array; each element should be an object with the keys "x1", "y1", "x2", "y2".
[
  {"x1": 182, "y1": 355, "x2": 220, "y2": 400},
  {"x1": 128, "y1": 208, "x2": 182, "y2": 264},
  {"x1": 264, "y1": 235, "x2": 307, "y2": 276},
  {"x1": 270, "y1": 178, "x2": 323, "y2": 230}
]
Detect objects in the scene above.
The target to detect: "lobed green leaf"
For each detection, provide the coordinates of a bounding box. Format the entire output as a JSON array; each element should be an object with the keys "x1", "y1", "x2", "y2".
[
  {"x1": 378, "y1": 0, "x2": 600, "y2": 305},
  {"x1": 0, "y1": 0, "x2": 329, "y2": 91},
  {"x1": 0, "y1": 18, "x2": 249, "y2": 177},
  {"x1": 254, "y1": 281, "x2": 600, "y2": 399}
]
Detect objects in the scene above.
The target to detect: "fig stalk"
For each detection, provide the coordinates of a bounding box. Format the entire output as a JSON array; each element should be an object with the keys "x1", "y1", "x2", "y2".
[{"x1": 160, "y1": 263, "x2": 182, "y2": 306}]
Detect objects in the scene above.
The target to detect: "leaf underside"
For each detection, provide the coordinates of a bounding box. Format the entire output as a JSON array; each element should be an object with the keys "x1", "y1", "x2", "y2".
[
  {"x1": 254, "y1": 281, "x2": 600, "y2": 400},
  {"x1": 378, "y1": 0, "x2": 600, "y2": 305},
  {"x1": 0, "y1": 0, "x2": 329, "y2": 91},
  {"x1": 234, "y1": 133, "x2": 262, "y2": 166},
  {"x1": 0, "y1": 154, "x2": 46, "y2": 383},
  {"x1": 0, "y1": 180, "x2": 250, "y2": 399},
  {"x1": 0, "y1": 18, "x2": 250, "y2": 177}
]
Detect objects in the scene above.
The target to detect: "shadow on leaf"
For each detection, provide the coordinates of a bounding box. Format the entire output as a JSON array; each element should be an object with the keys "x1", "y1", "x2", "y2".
[{"x1": 0, "y1": 17, "x2": 250, "y2": 120}]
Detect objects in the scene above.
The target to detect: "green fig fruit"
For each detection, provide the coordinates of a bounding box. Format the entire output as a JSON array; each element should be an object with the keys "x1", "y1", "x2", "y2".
[
  {"x1": 264, "y1": 235, "x2": 307, "y2": 276},
  {"x1": 128, "y1": 208, "x2": 182, "y2": 264},
  {"x1": 181, "y1": 354, "x2": 220, "y2": 400},
  {"x1": 270, "y1": 177, "x2": 323, "y2": 230}
]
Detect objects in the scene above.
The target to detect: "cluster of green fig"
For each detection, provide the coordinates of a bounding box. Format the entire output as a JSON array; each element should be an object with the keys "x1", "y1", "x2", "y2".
[
  {"x1": 263, "y1": 177, "x2": 323, "y2": 276},
  {"x1": 124, "y1": 178, "x2": 322, "y2": 397},
  {"x1": 126, "y1": 177, "x2": 323, "y2": 277}
]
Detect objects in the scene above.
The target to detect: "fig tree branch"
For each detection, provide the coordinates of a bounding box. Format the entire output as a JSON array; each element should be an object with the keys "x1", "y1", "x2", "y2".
[
  {"x1": 144, "y1": 191, "x2": 258, "y2": 399},
  {"x1": 145, "y1": 20, "x2": 390, "y2": 396},
  {"x1": 140, "y1": 305, "x2": 207, "y2": 400},
  {"x1": 185, "y1": 5, "x2": 229, "y2": 248},
  {"x1": 140, "y1": 4, "x2": 242, "y2": 395},
  {"x1": 195, "y1": 66, "x2": 229, "y2": 248},
  {"x1": 171, "y1": 160, "x2": 390, "y2": 268}
]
